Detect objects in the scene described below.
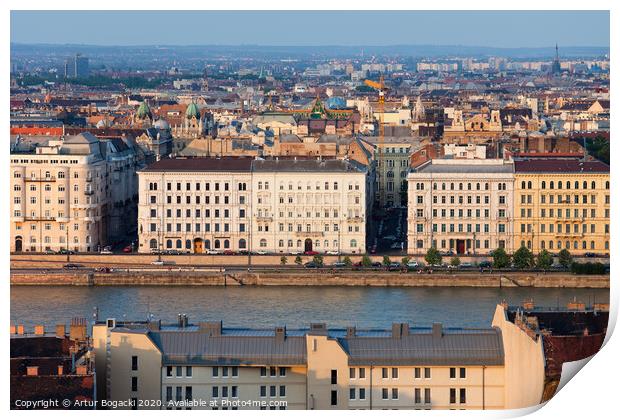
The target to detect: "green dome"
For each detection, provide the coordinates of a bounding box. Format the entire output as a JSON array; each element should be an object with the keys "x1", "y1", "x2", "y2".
[
  {"x1": 136, "y1": 101, "x2": 152, "y2": 119},
  {"x1": 186, "y1": 102, "x2": 200, "y2": 119}
]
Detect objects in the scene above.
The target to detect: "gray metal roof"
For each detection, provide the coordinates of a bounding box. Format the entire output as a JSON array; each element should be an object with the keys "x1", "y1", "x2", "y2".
[
  {"x1": 340, "y1": 328, "x2": 504, "y2": 366},
  {"x1": 416, "y1": 162, "x2": 514, "y2": 174},
  {"x1": 252, "y1": 158, "x2": 367, "y2": 173}
]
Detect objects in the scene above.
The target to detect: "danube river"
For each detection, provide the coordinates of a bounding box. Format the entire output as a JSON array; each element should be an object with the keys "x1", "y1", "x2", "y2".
[{"x1": 10, "y1": 286, "x2": 609, "y2": 330}]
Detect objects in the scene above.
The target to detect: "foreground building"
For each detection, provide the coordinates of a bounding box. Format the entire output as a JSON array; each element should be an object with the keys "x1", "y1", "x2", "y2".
[
  {"x1": 10, "y1": 133, "x2": 142, "y2": 252},
  {"x1": 407, "y1": 158, "x2": 515, "y2": 255},
  {"x1": 92, "y1": 302, "x2": 607, "y2": 410},
  {"x1": 513, "y1": 158, "x2": 610, "y2": 255}
]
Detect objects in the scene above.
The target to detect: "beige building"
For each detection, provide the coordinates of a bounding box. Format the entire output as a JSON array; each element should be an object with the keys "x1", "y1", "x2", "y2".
[
  {"x1": 513, "y1": 159, "x2": 610, "y2": 255},
  {"x1": 407, "y1": 159, "x2": 515, "y2": 255},
  {"x1": 251, "y1": 159, "x2": 371, "y2": 255},
  {"x1": 92, "y1": 307, "x2": 550, "y2": 410},
  {"x1": 10, "y1": 133, "x2": 141, "y2": 252},
  {"x1": 137, "y1": 158, "x2": 253, "y2": 253}
]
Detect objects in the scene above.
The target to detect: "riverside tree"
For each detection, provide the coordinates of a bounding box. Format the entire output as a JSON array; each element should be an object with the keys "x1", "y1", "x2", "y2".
[
  {"x1": 513, "y1": 246, "x2": 534, "y2": 269},
  {"x1": 295, "y1": 256, "x2": 302, "y2": 265},
  {"x1": 536, "y1": 249, "x2": 553, "y2": 270},
  {"x1": 558, "y1": 249, "x2": 573, "y2": 268},
  {"x1": 361, "y1": 254, "x2": 372, "y2": 267},
  {"x1": 280, "y1": 256, "x2": 287, "y2": 265},
  {"x1": 343, "y1": 256, "x2": 353, "y2": 267},
  {"x1": 491, "y1": 248, "x2": 510, "y2": 268},
  {"x1": 425, "y1": 247, "x2": 442, "y2": 266}
]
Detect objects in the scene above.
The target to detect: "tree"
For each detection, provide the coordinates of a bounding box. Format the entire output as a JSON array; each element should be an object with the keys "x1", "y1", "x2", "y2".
[
  {"x1": 361, "y1": 254, "x2": 372, "y2": 267},
  {"x1": 536, "y1": 250, "x2": 553, "y2": 270},
  {"x1": 294, "y1": 256, "x2": 302, "y2": 266},
  {"x1": 513, "y1": 246, "x2": 534, "y2": 269},
  {"x1": 491, "y1": 248, "x2": 511, "y2": 268},
  {"x1": 312, "y1": 255, "x2": 324, "y2": 267},
  {"x1": 280, "y1": 256, "x2": 287, "y2": 265},
  {"x1": 558, "y1": 249, "x2": 573, "y2": 268},
  {"x1": 450, "y1": 257, "x2": 461, "y2": 267},
  {"x1": 401, "y1": 256, "x2": 411, "y2": 266},
  {"x1": 382, "y1": 255, "x2": 392, "y2": 266},
  {"x1": 343, "y1": 256, "x2": 353, "y2": 267},
  {"x1": 425, "y1": 247, "x2": 442, "y2": 266}
]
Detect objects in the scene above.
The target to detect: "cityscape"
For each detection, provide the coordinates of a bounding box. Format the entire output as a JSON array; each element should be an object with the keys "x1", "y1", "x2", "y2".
[{"x1": 8, "y1": 9, "x2": 611, "y2": 412}]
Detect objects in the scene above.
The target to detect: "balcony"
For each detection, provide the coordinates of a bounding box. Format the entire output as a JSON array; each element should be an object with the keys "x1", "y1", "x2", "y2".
[
  {"x1": 84, "y1": 190, "x2": 95, "y2": 196},
  {"x1": 25, "y1": 176, "x2": 56, "y2": 182},
  {"x1": 24, "y1": 216, "x2": 56, "y2": 222},
  {"x1": 294, "y1": 231, "x2": 324, "y2": 238},
  {"x1": 347, "y1": 216, "x2": 365, "y2": 222},
  {"x1": 256, "y1": 216, "x2": 273, "y2": 222}
]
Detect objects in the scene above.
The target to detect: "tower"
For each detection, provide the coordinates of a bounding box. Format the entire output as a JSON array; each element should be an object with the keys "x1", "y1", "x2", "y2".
[{"x1": 551, "y1": 43, "x2": 562, "y2": 75}]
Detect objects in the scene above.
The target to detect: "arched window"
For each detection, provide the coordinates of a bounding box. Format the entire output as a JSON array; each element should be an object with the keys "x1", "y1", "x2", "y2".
[
  {"x1": 582, "y1": 241, "x2": 587, "y2": 250},
  {"x1": 583, "y1": 181, "x2": 587, "y2": 189},
  {"x1": 259, "y1": 239, "x2": 267, "y2": 248},
  {"x1": 527, "y1": 241, "x2": 531, "y2": 249},
  {"x1": 387, "y1": 171, "x2": 394, "y2": 178},
  {"x1": 574, "y1": 181, "x2": 579, "y2": 189},
  {"x1": 450, "y1": 183, "x2": 454, "y2": 190},
  {"x1": 185, "y1": 239, "x2": 191, "y2": 249},
  {"x1": 591, "y1": 181, "x2": 596, "y2": 189},
  {"x1": 442, "y1": 183, "x2": 446, "y2": 190},
  {"x1": 297, "y1": 240, "x2": 302, "y2": 247},
  {"x1": 541, "y1": 240, "x2": 546, "y2": 249},
  {"x1": 521, "y1": 181, "x2": 526, "y2": 189},
  {"x1": 459, "y1": 183, "x2": 463, "y2": 190},
  {"x1": 476, "y1": 183, "x2": 480, "y2": 190},
  {"x1": 485, "y1": 183, "x2": 489, "y2": 190},
  {"x1": 566, "y1": 241, "x2": 570, "y2": 250},
  {"x1": 467, "y1": 183, "x2": 471, "y2": 190},
  {"x1": 176, "y1": 239, "x2": 182, "y2": 248},
  {"x1": 566, "y1": 181, "x2": 570, "y2": 190},
  {"x1": 214, "y1": 239, "x2": 221, "y2": 249},
  {"x1": 549, "y1": 241, "x2": 554, "y2": 250},
  {"x1": 205, "y1": 239, "x2": 211, "y2": 249},
  {"x1": 605, "y1": 241, "x2": 609, "y2": 250},
  {"x1": 605, "y1": 181, "x2": 610, "y2": 189},
  {"x1": 573, "y1": 241, "x2": 578, "y2": 249},
  {"x1": 278, "y1": 240, "x2": 284, "y2": 247},
  {"x1": 591, "y1": 241, "x2": 595, "y2": 250},
  {"x1": 527, "y1": 181, "x2": 532, "y2": 189},
  {"x1": 166, "y1": 240, "x2": 172, "y2": 249},
  {"x1": 558, "y1": 181, "x2": 562, "y2": 189},
  {"x1": 149, "y1": 239, "x2": 157, "y2": 249},
  {"x1": 550, "y1": 181, "x2": 555, "y2": 189},
  {"x1": 239, "y1": 239, "x2": 247, "y2": 249},
  {"x1": 541, "y1": 181, "x2": 546, "y2": 189},
  {"x1": 350, "y1": 239, "x2": 357, "y2": 248},
  {"x1": 324, "y1": 240, "x2": 329, "y2": 247},
  {"x1": 224, "y1": 239, "x2": 230, "y2": 249}
]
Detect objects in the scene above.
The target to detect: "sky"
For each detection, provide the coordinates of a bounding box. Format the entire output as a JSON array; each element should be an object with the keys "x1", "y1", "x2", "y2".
[{"x1": 10, "y1": 10, "x2": 610, "y2": 47}]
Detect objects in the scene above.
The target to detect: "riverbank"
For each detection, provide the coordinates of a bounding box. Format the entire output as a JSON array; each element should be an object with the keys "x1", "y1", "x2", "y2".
[{"x1": 10, "y1": 271, "x2": 610, "y2": 288}]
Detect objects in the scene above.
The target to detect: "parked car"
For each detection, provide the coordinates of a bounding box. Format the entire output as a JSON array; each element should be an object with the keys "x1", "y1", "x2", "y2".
[
  {"x1": 150, "y1": 249, "x2": 161, "y2": 255},
  {"x1": 289, "y1": 251, "x2": 301, "y2": 255},
  {"x1": 584, "y1": 252, "x2": 596, "y2": 258},
  {"x1": 44, "y1": 249, "x2": 57, "y2": 255},
  {"x1": 406, "y1": 261, "x2": 420, "y2": 269},
  {"x1": 223, "y1": 250, "x2": 236, "y2": 255},
  {"x1": 122, "y1": 245, "x2": 132, "y2": 253},
  {"x1": 332, "y1": 261, "x2": 347, "y2": 268},
  {"x1": 388, "y1": 262, "x2": 402, "y2": 271},
  {"x1": 304, "y1": 261, "x2": 319, "y2": 269},
  {"x1": 371, "y1": 262, "x2": 382, "y2": 268},
  {"x1": 100, "y1": 249, "x2": 113, "y2": 255},
  {"x1": 59, "y1": 248, "x2": 75, "y2": 255},
  {"x1": 478, "y1": 261, "x2": 492, "y2": 268},
  {"x1": 151, "y1": 260, "x2": 164, "y2": 265},
  {"x1": 304, "y1": 250, "x2": 319, "y2": 256},
  {"x1": 326, "y1": 250, "x2": 339, "y2": 255},
  {"x1": 63, "y1": 263, "x2": 82, "y2": 270},
  {"x1": 459, "y1": 262, "x2": 474, "y2": 269},
  {"x1": 206, "y1": 250, "x2": 220, "y2": 255},
  {"x1": 255, "y1": 250, "x2": 268, "y2": 255}
]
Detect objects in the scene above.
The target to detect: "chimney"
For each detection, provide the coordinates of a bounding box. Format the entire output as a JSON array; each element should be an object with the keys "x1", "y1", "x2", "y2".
[
  {"x1": 346, "y1": 326, "x2": 356, "y2": 338},
  {"x1": 56, "y1": 324, "x2": 66, "y2": 337},
  {"x1": 34, "y1": 325, "x2": 45, "y2": 335},
  {"x1": 69, "y1": 317, "x2": 87, "y2": 341},
  {"x1": 392, "y1": 323, "x2": 402, "y2": 338},
  {"x1": 17, "y1": 325, "x2": 25, "y2": 335},
  {"x1": 27, "y1": 366, "x2": 39, "y2": 376},
  {"x1": 10, "y1": 325, "x2": 16, "y2": 335},
  {"x1": 309, "y1": 323, "x2": 327, "y2": 335},
  {"x1": 432, "y1": 323, "x2": 443, "y2": 339},
  {"x1": 57, "y1": 365, "x2": 64, "y2": 376},
  {"x1": 148, "y1": 320, "x2": 161, "y2": 331},
  {"x1": 275, "y1": 326, "x2": 286, "y2": 343}
]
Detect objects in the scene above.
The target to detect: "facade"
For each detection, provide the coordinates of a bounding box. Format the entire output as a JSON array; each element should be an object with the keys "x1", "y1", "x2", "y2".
[
  {"x1": 137, "y1": 158, "x2": 253, "y2": 254},
  {"x1": 10, "y1": 133, "x2": 141, "y2": 253},
  {"x1": 513, "y1": 159, "x2": 610, "y2": 255},
  {"x1": 407, "y1": 159, "x2": 515, "y2": 255},
  {"x1": 251, "y1": 159, "x2": 370, "y2": 255},
  {"x1": 93, "y1": 317, "x2": 511, "y2": 410}
]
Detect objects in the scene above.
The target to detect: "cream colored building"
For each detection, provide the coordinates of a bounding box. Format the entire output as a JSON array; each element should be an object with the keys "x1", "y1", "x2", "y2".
[
  {"x1": 513, "y1": 159, "x2": 610, "y2": 255},
  {"x1": 251, "y1": 159, "x2": 371, "y2": 254},
  {"x1": 137, "y1": 158, "x2": 253, "y2": 253},
  {"x1": 407, "y1": 159, "x2": 515, "y2": 255},
  {"x1": 10, "y1": 133, "x2": 141, "y2": 252},
  {"x1": 92, "y1": 307, "x2": 549, "y2": 410}
]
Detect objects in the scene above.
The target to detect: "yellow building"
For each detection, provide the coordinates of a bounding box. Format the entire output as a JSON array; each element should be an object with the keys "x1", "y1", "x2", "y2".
[
  {"x1": 513, "y1": 159, "x2": 610, "y2": 255},
  {"x1": 92, "y1": 313, "x2": 548, "y2": 410}
]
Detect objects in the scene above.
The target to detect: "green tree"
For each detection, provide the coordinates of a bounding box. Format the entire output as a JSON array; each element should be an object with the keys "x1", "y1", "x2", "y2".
[
  {"x1": 425, "y1": 247, "x2": 442, "y2": 266},
  {"x1": 491, "y1": 248, "x2": 511, "y2": 268},
  {"x1": 382, "y1": 255, "x2": 392, "y2": 266},
  {"x1": 558, "y1": 249, "x2": 573, "y2": 268},
  {"x1": 294, "y1": 256, "x2": 302, "y2": 266},
  {"x1": 536, "y1": 250, "x2": 553, "y2": 270},
  {"x1": 280, "y1": 256, "x2": 287, "y2": 265},
  {"x1": 450, "y1": 257, "x2": 461, "y2": 267},
  {"x1": 313, "y1": 255, "x2": 324, "y2": 267},
  {"x1": 343, "y1": 256, "x2": 353, "y2": 267},
  {"x1": 401, "y1": 256, "x2": 411, "y2": 266},
  {"x1": 513, "y1": 246, "x2": 534, "y2": 269},
  {"x1": 361, "y1": 255, "x2": 372, "y2": 267}
]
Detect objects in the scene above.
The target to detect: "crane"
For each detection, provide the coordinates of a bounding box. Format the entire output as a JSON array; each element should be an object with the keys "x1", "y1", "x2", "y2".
[{"x1": 364, "y1": 75, "x2": 387, "y2": 208}]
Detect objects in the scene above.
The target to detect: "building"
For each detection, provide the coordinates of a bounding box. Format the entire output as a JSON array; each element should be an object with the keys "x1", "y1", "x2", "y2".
[
  {"x1": 407, "y1": 159, "x2": 515, "y2": 255},
  {"x1": 513, "y1": 158, "x2": 610, "y2": 255},
  {"x1": 10, "y1": 133, "x2": 142, "y2": 253},
  {"x1": 251, "y1": 158, "x2": 371, "y2": 255},
  {"x1": 137, "y1": 158, "x2": 253, "y2": 254},
  {"x1": 92, "y1": 302, "x2": 606, "y2": 411},
  {"x1": 11, "y1": 319, "x2": 94, "y2": 409},
  {"x1": 64, "y1": 54, "x2": 89, "y2": 78}
]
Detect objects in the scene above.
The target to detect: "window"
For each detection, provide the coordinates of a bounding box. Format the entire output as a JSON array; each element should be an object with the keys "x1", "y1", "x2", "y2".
[
  {"x1": 392, "y1": 388, "x2": 399, "y2": 400},
  {"x1": 232, "y1": 366, "x2": 239, "y2": 377},
  {"x1": 131, "y1": 356, "x2": 138, "y2": 371},
  {"x1": 260, "y1": 386, "x2": 266, "y2": 398},
  {"x1": 186, "y1": 386, "x2": 193, "y2": 401},
  {"x1": 359, "y1": 388, "x2": 366, "y2": 400},
  {"x1": 382, "y1": 388, "x2": 388, "y2": 400},
  {"x1": 166, "y1": 366, "x2": 173, "y2": 377},
  {"x1": 382, "y1": 367, "x2": 388, "y2": 379},
  {"x1": 186, "y1": 366, "x2": 192, "y2": 377},
  {"x1": 450, "y1": 388, "x2": 456, "y2": 404},
  {"x1": 460, "y1": 388, "x2": 466, "y2": 404},
  {"x1": 414, "y1": 367, "x2": 421, "y2": 379},
  {"x1": 260, "y1": 367, "x2": 266, "y2": 377},
  {"x1": 270, "y1": 366, "x2": 276, "y2": 377},
  {"x1": 176, "y1": 366, "x2": 183, "y2": 377},
  {"x1": 392, "y1": 367, "x2": 399, "y2": 379},
  {"x1": 331, "y1": 369, "x2": 338, "y2": 385},
  {"x1": 424, "y1": 367, "x2": 431, "y2": 379},
  {"x1": 460, "y1": 367, "x2": 466, "y2": 378},
  {"x1": 212, "y1": 387, "x2": 218, "y2": 398},
  {"x1": 131, "y1": 376, "x2": 138, "y2": 392},
  {"x1": 359, "y1": 368, "x2": 366, "y2": 379},
  {"x1": 415, "y1": 388, "x2": 421, "y2": 404},
  {"x1": 450, "y1": 367, "x2": 456, "y2": 379},
  {"x1": 349, "y1": 388, "x2": 356, "y2": 400},
  {"x1": 269, "y1": 386, "x2": 276, "y2": 397},
  {"x1": 279, "y1": 367, "x2": 286, "y2": 377},
  {"x1": 212, "y1": 367, "x2": 219, "y2": 377},
  {"x1": 279, "y1": 385, "x2": 286, "y2": 397},
  {"x1": 331, "y1": 390, "x2": 338, "y2": 406}
]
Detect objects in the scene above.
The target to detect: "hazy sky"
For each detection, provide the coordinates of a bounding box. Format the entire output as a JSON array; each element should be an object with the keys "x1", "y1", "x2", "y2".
[{"x1": 11, "y1": 10, "x2": 609, "y2": 47}]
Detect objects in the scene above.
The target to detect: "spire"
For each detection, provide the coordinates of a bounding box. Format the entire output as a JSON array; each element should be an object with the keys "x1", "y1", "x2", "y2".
[{"x1": 556, "y1": 43, "x2": 559, "y2": 60}]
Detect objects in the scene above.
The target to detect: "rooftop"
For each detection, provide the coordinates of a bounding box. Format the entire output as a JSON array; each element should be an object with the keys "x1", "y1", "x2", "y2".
[
  {"x1": 514, "y1": 159, "x2": 609, "y2": 173},
  {"x1": 140, "y1": 157, "x2": 254, "y2": 172}
]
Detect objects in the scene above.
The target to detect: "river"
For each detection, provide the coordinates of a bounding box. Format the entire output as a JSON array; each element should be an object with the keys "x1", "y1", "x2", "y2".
[{"x1": 10, "y1": 286, "x2": 609, "y2": 330}]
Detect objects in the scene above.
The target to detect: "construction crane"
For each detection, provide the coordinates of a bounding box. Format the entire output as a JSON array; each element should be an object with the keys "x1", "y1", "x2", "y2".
[{"x1": 364, "y1": 75, "x2": 387, "y2": 208}]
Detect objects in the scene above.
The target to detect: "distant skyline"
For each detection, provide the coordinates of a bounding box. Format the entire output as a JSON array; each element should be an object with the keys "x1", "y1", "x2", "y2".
[{"x1": 11, "y1": 11, "x2": 609, "y2": 48}]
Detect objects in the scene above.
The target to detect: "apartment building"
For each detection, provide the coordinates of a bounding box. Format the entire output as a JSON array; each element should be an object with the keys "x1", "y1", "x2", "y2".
[
  {"x1": 10, "y1": 133, "x2": 141, "y2": 252},
  {"x1": 137, "y1": 158, "x2": 253, "y2": 253},
  {"x1": 513, "y1": 159, "x2": 610, "y2": 255},
  {"x1": 93, "y1": 313, "x2": 542, "y2": 410},
  {"x1": 251, "y1": 158, "x2": 371, "y2": 254},
  {"x1": 407, "y1": 159, "x2": 515, "y2": 255}
]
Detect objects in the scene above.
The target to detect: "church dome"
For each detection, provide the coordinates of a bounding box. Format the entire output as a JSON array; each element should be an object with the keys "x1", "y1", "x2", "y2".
[
  {"x1": 136, "y1": 101, "x2": 152, "y2": 119},
  {"x1": 186, "y1": 102, "x2": 201, "y2": 119}
]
